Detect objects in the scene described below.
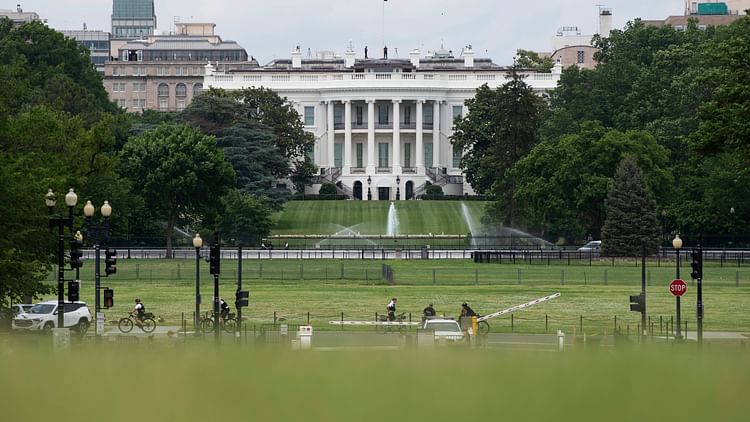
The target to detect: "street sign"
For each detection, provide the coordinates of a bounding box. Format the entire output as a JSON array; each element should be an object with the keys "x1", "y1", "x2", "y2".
[{"x1": 670, "y1": 279, "x2": 687, "y2": 297}]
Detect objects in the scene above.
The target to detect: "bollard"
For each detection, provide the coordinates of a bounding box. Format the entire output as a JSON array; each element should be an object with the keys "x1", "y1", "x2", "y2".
[
  {"x1": 557, "y1": 330, "x2": 565, "y2": 352},
  {"x1": 273, "y1": 311, "x2": 277, "y2": 325},
  {"x1": 545, "y1": 314, "x2": 548, "y2": 332}
]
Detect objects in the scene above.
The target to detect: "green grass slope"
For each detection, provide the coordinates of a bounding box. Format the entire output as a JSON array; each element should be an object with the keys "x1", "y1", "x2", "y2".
[{"x1": 274, "y1": 200, "x2": 487, "y2": 235}]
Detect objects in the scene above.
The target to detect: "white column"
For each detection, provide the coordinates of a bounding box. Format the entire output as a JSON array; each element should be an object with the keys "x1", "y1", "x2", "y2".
[
  {"x1": 367, "y1": 99, "x2": 375, "y2": 172},
  {"x1": 433, "y1": 100, "x2": 441, "y2": 169},
  {"x1": 327, "y1": 101, "x2": 335, "y2": 168},
  {"x1": 392, "y1": 99, "x2": 401, "y2": 174},
  {"x1": 344, "y1": 100, "x2": 352, "y2": 175},
  {"x1": 416, "y1": 100, "x2": 424, "y2": 173}
]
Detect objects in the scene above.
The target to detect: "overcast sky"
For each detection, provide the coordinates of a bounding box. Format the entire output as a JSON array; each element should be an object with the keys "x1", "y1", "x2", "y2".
[{"x1": 19, "y1": 0, "x2": 684, "y2": 64}]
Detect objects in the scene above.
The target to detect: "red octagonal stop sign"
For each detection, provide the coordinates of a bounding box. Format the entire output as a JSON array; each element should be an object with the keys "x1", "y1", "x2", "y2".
[{"x1": 670, "y1": 279, "x2": 687, "y2": 297}]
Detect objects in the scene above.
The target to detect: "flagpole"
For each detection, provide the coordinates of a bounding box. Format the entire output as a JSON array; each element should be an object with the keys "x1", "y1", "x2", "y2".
[{"x1": 382, "y1": 0, "x2": 385, "y2": 48}]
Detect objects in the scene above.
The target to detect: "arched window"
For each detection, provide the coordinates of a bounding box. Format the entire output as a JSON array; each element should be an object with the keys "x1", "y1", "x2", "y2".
[
  {"x1": 158, "y1": 83, "x2": 169, "y2": 97},
  {"x1": 193, "y1": 83, "x2": 203, "y2": 97},
  {"x1": 176, "y1": 83, "x2": 187, "y2": 97}
]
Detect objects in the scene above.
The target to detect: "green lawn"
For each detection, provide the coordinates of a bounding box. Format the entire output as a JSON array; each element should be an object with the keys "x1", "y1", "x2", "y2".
[
  {"x1": 2, "y1": 341, "x2": 749, "y2": 421},
  {"x1": 273, "y1": 200, "x2": 487, "y2": 235},
  {"x1": 41, "y1": 259, "x2": 750, "y2": 335}
]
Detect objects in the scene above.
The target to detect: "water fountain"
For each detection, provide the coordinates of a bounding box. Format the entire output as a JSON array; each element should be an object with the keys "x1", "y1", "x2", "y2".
[
  {"x1": 386, "y1": 202, "x2": 400, "y2": 236},
  {"x1": 315, "y1": 224, "x2": 378, "y2": 248}
]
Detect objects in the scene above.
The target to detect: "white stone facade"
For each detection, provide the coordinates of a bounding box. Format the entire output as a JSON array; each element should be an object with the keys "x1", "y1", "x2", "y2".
[{"x1": 205, "y1": 48, "x2": 561, "y2": 200}]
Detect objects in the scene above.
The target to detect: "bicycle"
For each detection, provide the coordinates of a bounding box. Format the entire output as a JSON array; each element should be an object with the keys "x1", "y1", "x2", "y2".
[
  {"x1": 377, "y1": 312, "x2": 407, "y2": 334},
  {"x1": 118, "y1": 312, "x2": 156, "y2": 333},
  {"x1": 200, "y1": 311, "x2": 237, "y2": 333}
]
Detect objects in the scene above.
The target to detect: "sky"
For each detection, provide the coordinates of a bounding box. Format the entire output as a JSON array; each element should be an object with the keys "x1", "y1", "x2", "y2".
[{"x1": 16, "y1": 0, "x2": 685, "y2": 65}]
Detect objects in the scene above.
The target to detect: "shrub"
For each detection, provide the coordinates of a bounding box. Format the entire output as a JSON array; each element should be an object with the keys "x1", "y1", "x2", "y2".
[
  {"x1": 425, "y1": 185, "x2": 444, "y2": 196},
  {"x1": 319, "y1": 183, "x2": 338, "y2": 195}
]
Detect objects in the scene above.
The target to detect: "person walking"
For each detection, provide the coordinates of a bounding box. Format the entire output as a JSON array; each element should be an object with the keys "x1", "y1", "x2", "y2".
[{"x1": 386, "y1": 297, "x2": 397, "y2": 321}]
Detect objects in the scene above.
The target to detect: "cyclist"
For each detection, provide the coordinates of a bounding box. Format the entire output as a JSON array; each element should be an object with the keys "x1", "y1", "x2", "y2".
[
  {"x1": 423, "y1": 303, "x2": 436, "y2": 320},
  {"x1": 461, "y1": 302, "x2": 477, "y2": 318},
  {"x1": 386, "y1": 298, "x2": 397, "y2": 321},
  {"x1": 220, "y1": 298, "x2": 230, "y2": 326},
  {"x1": 133, "y1": 298, "x2": 146, "y2": 326}
]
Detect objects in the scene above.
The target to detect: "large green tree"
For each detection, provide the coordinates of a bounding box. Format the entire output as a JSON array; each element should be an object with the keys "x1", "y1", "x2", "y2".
[
  {"x1": 120, "y1": 124, "x2": 235, "y2": 256},
  {"x1": 452, "y1": 66, "x2": 546, "y2": 226},
  {"x1": 600, "y1": 157, "x2": 660, "y2": 256},
  {"x1": 513, "y1": 122, "x2": 671, "y2": 242}
]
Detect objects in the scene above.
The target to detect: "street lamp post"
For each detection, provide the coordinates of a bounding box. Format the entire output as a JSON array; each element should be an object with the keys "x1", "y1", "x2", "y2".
[
  {"x1": 367, "y1": 176, "x2": 372, "y2": 201},
  {"x1": 672, "y1": 234, "x2": 683, "y2": 340},
  {"x1": 82, "y1": 200, "x2": 112, "y2": 336},
  {"x1": 192, "y1": 234, "x2": 203, "y2": 333},
  {"x1": 730, "y1": 207, "x2": 735, "y2": 247},
  {"x1": 395, "y1": 175, "x2": 401, "y2": 201},
  {"x1": 46, "y1": 188, "x2": 78, "y2": 329}
]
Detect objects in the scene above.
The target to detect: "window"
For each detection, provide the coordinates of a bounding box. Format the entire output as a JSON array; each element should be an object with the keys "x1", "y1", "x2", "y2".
[
  {"x1": 378, "y1": 142, "x2": 389, "y2": 168},
  {"x1": 334, "y1": 144, "x2": 342, "y2": 168},
  {"x1": 177, "y1": 99, "x2": 186, "y2": 110},
  {"x1": 117, "y1": 99, "x2": 127, "y2": 108},
  {"x1": 452, "y1": 145, "x2": 461, "y2": 168},
  {"x1": 378, "y1": 104, "x2": 389, "y2": 125},
  {"x1": 423, "y1": 104, "x2": 433, "y2": 124},
  {"x1": 175, "y1": 67, "x2": 182, "y2": 76},
  {"x1": 176, "y1": 83, "x2": 187, "y2": 98},
  {"x1": 404, "y1": 106, "x2": 412, "y2": 125},
  {"x1": 193, "y1": 83, "x2": 203, "y2": 97},
  {"x1": 334, "y1": 105, "x2": 344, "y2": 126},
  {"x1": 132, "y1": 99, "x2": 146, "y2": 108},
  {"x1": 404, "y1": 143, "x2": 411, "y2": 167},
  {"x1": 159, "y1": 99, "x2": 169, "y2": 110},
  {"x1": 158, "y1": 83, "x2": 169, "y2": 97},
  {"x1": 133, "y1": 82, "x2": 146, "y2": 92},
  {"x1": 112, "y1": 66, "x2": 124, "y2": 76},
  {"x1": 452, "y1": 105, "x2": 463, "y2": 123},
  {"x1": 304, "y1": 106, "x2": 315, "y2": 126},
  {"x1": 193, "y1": 67, "x2": 203, "y2": 76},
  {"x1": 356, "y1": 106, "x2": 363, "y2": 125},
  {"x1": 424, "y1": 143, "x2": 433, "y2": 167},
  {"x1": 356, "y1": 143, "x2": 363, "y2": 168},
  {"x1": 577, "y1": 50, "x2": 585, "y2": 64}
]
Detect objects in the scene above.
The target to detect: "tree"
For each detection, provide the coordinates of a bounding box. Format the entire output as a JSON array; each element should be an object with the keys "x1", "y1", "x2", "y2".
[
  {"x1": 452, "y1": 65, "x2": 546, "y2": 226},
  {"x1": 600, "y1": 157, "x2": 660, "y2": 256},
  {"x1": 217, "y1": 190, "x2": 273, "y2": 246},
  {"x1": 216, "y1": 123, "x2": 290, "y2": 210},
  {"x1": 513, "y1": 122, "x2": 671, "y2": 242},
  {"x1": 120, "y1": 124, "x2": 235, "y2": 256},
  {"x1": 516, "y1": 49, "x2": 554, "y2": 73}
]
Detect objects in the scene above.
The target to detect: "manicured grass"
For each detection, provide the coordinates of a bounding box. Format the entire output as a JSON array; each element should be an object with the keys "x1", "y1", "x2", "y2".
[
  {"x1": 2, "y1": 341, "x2": 750, "y2": 421},
  {"x1": 42, "y1": 259, "x2": 750, "y2": 334},
  {"x1": 273, "y1": 200, "x2": 487, "y2": 235}
]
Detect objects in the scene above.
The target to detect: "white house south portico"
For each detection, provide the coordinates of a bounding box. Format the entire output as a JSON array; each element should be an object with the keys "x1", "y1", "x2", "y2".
[{"x1": 204, "y1": 45, "x2": 561, "y2": 200}]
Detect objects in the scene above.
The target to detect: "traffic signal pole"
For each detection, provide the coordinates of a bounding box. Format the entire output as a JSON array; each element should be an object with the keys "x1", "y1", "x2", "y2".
[
  {"x1": 237, "y1": 243, "x2": 242, "y2": 337},
  {"x1": 95, "y1": 245, "x2": 101, "y2": 330}
]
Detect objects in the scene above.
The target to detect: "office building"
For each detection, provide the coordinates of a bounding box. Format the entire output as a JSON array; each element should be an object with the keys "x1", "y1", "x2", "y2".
[
  {"x1": 111, "y1": 0, "x2": 156, "y2": 38},
  {"x1": 104, "y1": 22, "x2": 254, "y2": 112}
]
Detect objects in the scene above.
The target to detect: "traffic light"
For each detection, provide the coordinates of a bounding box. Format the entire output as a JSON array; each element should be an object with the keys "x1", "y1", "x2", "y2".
[
  {"x1": 103, "y1": 288, "x2": 114, "y2": 308},
  {"x1": 69, "y1": 238, "x2": 84, "y2": 269},
  {"x1": 690, "y1": 248, "x2": 703, "y2": 280},
  {"x1": 68, "y1": 281, "x2": 80, "y2": 302},
  {"x1": 236, "y1": 289, "x2": 249, "y2": 308},
  {"x1": 629, "y1": 294, "x2": 645, "y2": 313},
  {"x1": 209, "y1": 243, "x2": 220, "y2": 275},
  {"x1": 104, "y1": 248, "x2": 117, "y2": 276}
]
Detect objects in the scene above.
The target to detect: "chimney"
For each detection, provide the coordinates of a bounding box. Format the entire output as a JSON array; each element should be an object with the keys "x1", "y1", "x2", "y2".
[
  {"x1": 345, "y1": 41, "x2": 356, "y2": 68},
  {"x1": 599, "y1": 8, "x2": 613, "y2": 37},
  {"x1": 292, "y1": 46, "x2": 302, "y2": 69},
  {"x1": 463, "y1": 45, "x2": 475, "y2": 68},
  {"x1": 410, "y1": 49, "x2": 421, "y2": 68}
]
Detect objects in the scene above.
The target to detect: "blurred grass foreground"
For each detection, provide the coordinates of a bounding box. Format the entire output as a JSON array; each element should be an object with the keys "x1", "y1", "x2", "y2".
[{"x1": 1, "y1": 338, "x2": 749, "y2": 421}]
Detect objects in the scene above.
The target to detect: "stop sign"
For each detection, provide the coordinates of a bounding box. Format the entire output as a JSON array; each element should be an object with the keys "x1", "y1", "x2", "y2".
[{"x1": 670, "y1": 279, "x2": 687, "y2": 297}]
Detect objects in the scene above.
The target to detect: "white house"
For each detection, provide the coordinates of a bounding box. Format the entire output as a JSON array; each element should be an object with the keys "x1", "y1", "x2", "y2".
[{"x1": 205, "y1": 45, "x2": 561, "y2": 200}]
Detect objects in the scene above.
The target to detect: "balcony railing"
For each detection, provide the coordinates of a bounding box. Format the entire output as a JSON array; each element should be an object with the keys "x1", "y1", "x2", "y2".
[
  {"x1": 376, "y1": 167, "x2": 392, "y2": 173},
  {"x1": 402, "y1": 167, "x2": 416, "y2": 174},
  {"x1": 351, "y1": 167, "x2": 366, "y2": 174},
  {"x1": 401, "y1": 122, "x2": 416, "y2": 130},
  {"x1": 352, "y1": 121, "x2": 367, "y2": 129},
  {"x1": 375, "y1": 122, "x2": 392, "y2": 129},
  {"x1": 334, "y1": 122, "x2": 344, "y2": 130}
]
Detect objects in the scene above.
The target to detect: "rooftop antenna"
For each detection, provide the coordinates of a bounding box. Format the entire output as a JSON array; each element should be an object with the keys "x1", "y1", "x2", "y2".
[{"x1": 382, "y1": 0, "x2": 386, "y2": 47}]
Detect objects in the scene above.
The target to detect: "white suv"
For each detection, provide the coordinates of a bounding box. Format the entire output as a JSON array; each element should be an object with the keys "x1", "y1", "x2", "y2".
[
  {"x1": 12, "y1": 301, "x2": 92, "y2": 333},
  {"x1": 423, "y1": 318, "x2": 464, "y2": 342}
]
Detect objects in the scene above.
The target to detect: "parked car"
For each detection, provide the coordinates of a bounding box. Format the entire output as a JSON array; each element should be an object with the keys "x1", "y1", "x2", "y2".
[
  {"x1": 578, "y1": 240, "x2": 602, "y2": 253},
  {"x1": 423, "y1": 318, "x2": 464, "y2": 342},
  {"x1": 12, "y1": 301, "x2": 91, "y2": 333},
  {"x1": 12, "y1": 304, "x2": 34, "y2": 317}
]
